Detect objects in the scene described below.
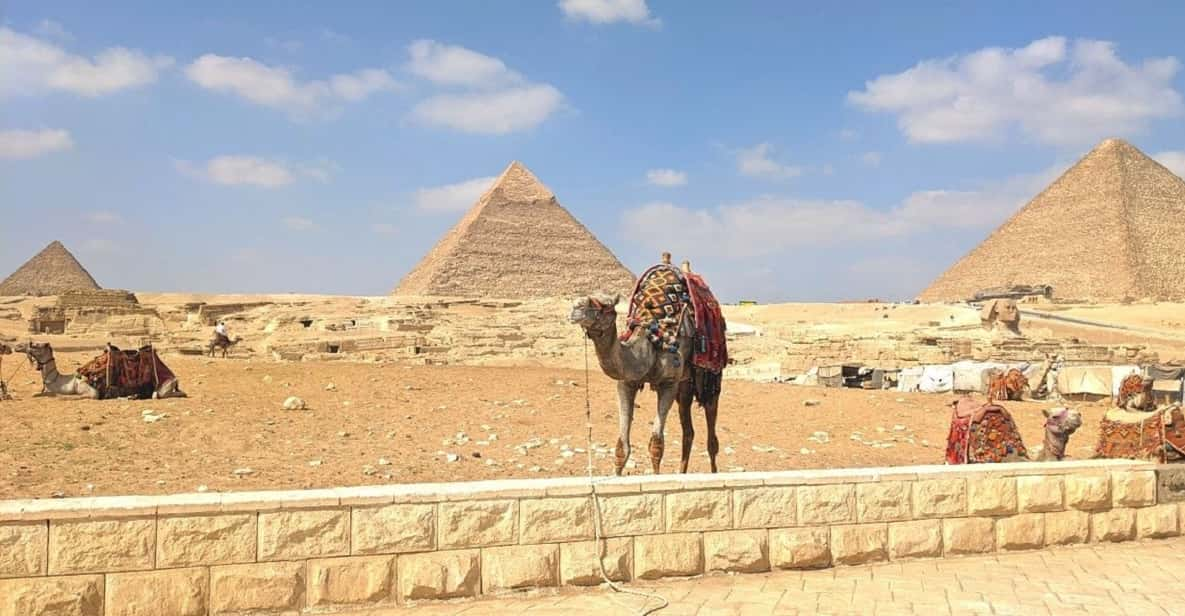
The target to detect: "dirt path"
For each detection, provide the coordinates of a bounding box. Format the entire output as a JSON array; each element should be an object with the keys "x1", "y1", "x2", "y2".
[{"x1": 0, "y1": 355, "x2": 1109, "y2": 499}]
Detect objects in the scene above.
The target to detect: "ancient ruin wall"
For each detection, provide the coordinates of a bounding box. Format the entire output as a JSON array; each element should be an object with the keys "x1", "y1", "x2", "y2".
[{"x1": 2, "y1": 460, "x2": 1182, "y2": 614}]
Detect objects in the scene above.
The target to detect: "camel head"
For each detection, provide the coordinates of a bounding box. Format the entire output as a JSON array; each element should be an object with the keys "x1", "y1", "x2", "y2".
[
  {"x1": 1043, "y1": 406, "x2": 1083, "y2": 435},
  {"x1": 17, "y1": 341, "x2": 54, "y2": 368},
  {"x1": 569, "y1": 293, "x2": 620, "y2": 335}
]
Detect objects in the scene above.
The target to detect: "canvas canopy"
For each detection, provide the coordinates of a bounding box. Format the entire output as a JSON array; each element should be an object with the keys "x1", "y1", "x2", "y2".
[
  {"x1": 918, "y1": 365, "x2": 954, "y2": 393},
  {"x1": 897, "y1": 367, "x2": 923, "y2": 392},
  {"x1": 1057, "y1": 366, "x2": 1113, "y2": 396}
]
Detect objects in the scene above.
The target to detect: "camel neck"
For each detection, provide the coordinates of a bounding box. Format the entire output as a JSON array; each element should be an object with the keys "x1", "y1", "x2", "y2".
[{"x1": 40, "y1": 358, "x2": 61, "y2": 383}]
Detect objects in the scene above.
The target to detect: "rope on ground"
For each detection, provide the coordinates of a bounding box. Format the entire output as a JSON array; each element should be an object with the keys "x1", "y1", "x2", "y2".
[{"x1": 584, "y1": 337, "x2": 669, "y2": 615}]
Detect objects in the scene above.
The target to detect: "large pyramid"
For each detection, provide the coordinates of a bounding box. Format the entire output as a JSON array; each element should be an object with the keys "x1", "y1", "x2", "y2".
[
  {"x1": 0, "y1": 241, "x2": 101, "y2": 296},
  {"x1": 919, "y1": 139, "x2": 1185, "y2": 303},
  {"x1": 395, "y1": 162, "x2": 635, "y2": 299}
]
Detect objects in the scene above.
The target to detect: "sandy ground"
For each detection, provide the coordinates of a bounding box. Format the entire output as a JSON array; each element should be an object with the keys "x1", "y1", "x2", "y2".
[{"x1": 0, "y1": 353, "x2": 1110, "y2": 500}]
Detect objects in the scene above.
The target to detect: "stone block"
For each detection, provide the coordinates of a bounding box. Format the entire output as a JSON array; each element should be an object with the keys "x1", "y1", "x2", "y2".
[
  {"x1": 666, "y1": 490, "x2": 730, "y2": 531},
  {"x1": 1157, "y1": 466, "x2": 1185, "y2": 503},
  {"x1": 942, "y1": 518, "x2": 994, "y2": 555},
  {"x1": 967, "y1": 477, "x2": 1017, "y2": 516},
  {"x1": 258, "y1": 509, "x2": 349, "y2": 561},
  {"x1": 1091, "y1": 509, "x2": 1137, "y2": 542},
  {"x1": 0, "y1": 522, "x2": 46, "y2": 578},
  {"x1": 396, "y1": 549, "x2": 480, "y2": 601},
  {"x1": 106, "y1": 568, "x2": 208, "y2": 616},
  {"x1": 888, "y1": 520, "x2": 941, "y2": 560},
  {"x1": 210, "y1": 561, "x2": 305, "y2": 616},
  {"x1": 732, "y1": 487, "x2": 795, "y2": 529},
  {"x1": 1017, "y1": 476, "x2": 1064, "y2": 513},
  {"x1": 482, "y1": 544, "x2": 559, "y2": 592},
  {"x1": 307, "y1": 555, "x2": 396, "y2": 608},
  {"x1": 1044, "y1": 510, "x2": 1090, "y2": 546},
  {"x1": 769, "y1": 527, "x2": 830, "y2": 569},
  {"x1": 830, "y1": 524, "x2": 887, "y2": 566},
  {"x1": 1112, "y1": 471, "x2": 1156, "y2": 507},
  {"x1": 703, "y1": 530, "x2": 769, "y2": 573},
  {"x1": 351, "y1": 504, "x2": 434, "y2": 555},
  {"x1": 634, "y1": 533, "x2": 703, "y2": 579},
  {"x1": 437, "y1": 500, "x2": 517, "y2": 549},
  {"x1": 1064, "y1": 474, "x2": 1111, "y2": 511},
  {"x1": 595, "y1": 494, "x2": 663, "y2": 537},
  {"x1": 797, "y1": 485, "x2": 855, "y2": 525},
  {"x1": 996, "y1": 514, "x2": 1044, "y2": 551},
  {"x1": 912, "y1": 479, "x2": 966, "y2": 519},
  {"x1": 1136, "y1": 504, "x2": 1180, "y2": 539},
  {"x1": 519, "y1": 498, "x2": 593, "y2": 544},
  {"x1": 157, "y1": 514, "x2": 255, "y2": 568},
  {"x1": 560, "y1": 538, "x2": 632, "y2": 586},
  {"x1": 856, "y1": 481, "x2": 911, "y2": 522},
  {"x1": 48, "y1": 518, "x2": 154, "y2": 575},
  {"x1": 0, "y1": 575, "x2": 103, "y2": 616}
]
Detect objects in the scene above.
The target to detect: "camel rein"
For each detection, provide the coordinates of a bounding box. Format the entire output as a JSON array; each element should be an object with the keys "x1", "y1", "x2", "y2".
[{"x1": 582, "y1": 337, "x2": 669, "y2": 615}]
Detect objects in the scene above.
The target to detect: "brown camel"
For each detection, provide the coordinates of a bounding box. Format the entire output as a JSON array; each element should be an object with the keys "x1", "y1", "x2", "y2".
[
  {"x1": 569, "y1": 260, "x2": 724, "y2": 476},
  {"x1": 207, "y1": 335, "x2": 242, "y2": 358}
]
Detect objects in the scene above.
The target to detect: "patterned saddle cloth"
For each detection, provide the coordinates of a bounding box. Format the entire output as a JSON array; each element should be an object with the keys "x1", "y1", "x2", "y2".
[
  {"x1": 78, "y1": 344, "x2": 178, "y2": 400},
  {"x1": 1095, "y1": 406, "x2": 1185, "y2": 462},
  {"x1": 946, "y1": 398, "x2": 1028, "y2": 464},
  {"x1": 622, "y1": 265, "x2": 691, "y2": 354}
]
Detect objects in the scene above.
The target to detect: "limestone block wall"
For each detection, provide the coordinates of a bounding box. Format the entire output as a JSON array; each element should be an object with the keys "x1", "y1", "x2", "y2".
[{"x1": 2, "y1": 460, "x2": 1182, "y2": 615}]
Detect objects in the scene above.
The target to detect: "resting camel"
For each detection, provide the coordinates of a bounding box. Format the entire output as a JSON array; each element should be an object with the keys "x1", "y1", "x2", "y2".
[
  {"x1": 986, "y1": 368, "x2": 1028, "y2": 402},
  {"x1": 207, "y1": 335, "x2": 243, "y2": 358},
  {"x1": 946, "y1": 396, "x2": 1083, "y2": 463}
]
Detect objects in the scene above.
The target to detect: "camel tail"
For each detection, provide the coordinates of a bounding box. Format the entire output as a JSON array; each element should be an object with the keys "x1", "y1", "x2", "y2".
[{"x1": 691, "y1": 366, "x2": 723, "y2": 406}]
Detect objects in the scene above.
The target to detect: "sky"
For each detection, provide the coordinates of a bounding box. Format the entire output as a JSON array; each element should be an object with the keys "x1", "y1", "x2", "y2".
[{"x1": 2, "y1": 1, "x2": 1184, "y2": 302}]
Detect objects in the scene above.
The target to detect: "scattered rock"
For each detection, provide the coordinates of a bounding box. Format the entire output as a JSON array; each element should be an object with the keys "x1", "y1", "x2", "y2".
[
  {"x1": 893, "y1": 424, "x2": 907, "y2": 432},
  {"x1": 799, "y1": 448, "x2": 814, "y2": 455},
  {"x1": 751, "y1": 445, "x2": 777, "y2": 453},
  {"x1": 79, "y1": 424, "x2": 91, "y2": 431},
  {"x1": 723, "y1": 446, "x2": 736, "y2": 455},
  {"x1": 282, "y1": 396, "x2": 307, "y2": 411},
  {"x1": 308, "y1": 460, "x2": 322, "y2": 467},
  {"x1": 446, "y1": 453, "x2": 460, "y2": 463},
  {"x1": 377, "y1": 458, "x2": 391, "y2": 466},
  {"x1": 232, "y1": 468, "x2": 255, "y2": 477},
  {"x1": 362, "y1": 465, "x2": 376, "y2": 476},
  {"x1": 196, "y1": 485, "x2": 209, "y2": 492},
  {"x1": 337, "y1": 431, "x2": 349, "y2": 438},
  {"x1": 324, "y1": 383, "x2": 336, "y2": 391},
  {"x1": 51, "y1": 491, "x2": 65, "y2": 499},
  {"x1": 803, "y1": 399, "x2": 822, "y2": 407},
  {"x1": 262, "y1": 375, "x2": 273, "y2": 384}
]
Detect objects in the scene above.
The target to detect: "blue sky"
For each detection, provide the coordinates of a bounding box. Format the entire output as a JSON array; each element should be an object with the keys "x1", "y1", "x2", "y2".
[{"x1": 2, "y1": 1, "x2": 1184, "y2": 301}]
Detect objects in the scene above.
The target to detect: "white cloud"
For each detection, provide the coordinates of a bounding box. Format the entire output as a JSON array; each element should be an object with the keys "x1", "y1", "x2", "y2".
[
  {"x1": 33, "y1": 20, "x2": 72, "y2": 41},
  {"x1": 0, "y1": 128, "x2": 73, "y2": 159},
  {"x1": 184, "y1": 54, "x2": 397, "y2": 119},
  {"x1": 0, "y1": 27, "x2": 173, "y2": 98},
  {"x1": 559, "y1": 0, "x2": 660, "y2": 27},
  {"x1": 407, "y1": 40, "x2": 521, "y2": 88},
  {"x1": 297, "y1": 158, "x2": 338, "y2": 183},
  {"x1": 849, "y1": 37, "x2": 1183, "y2": 145},
  {"x1": 620, "y1": 164, "x2": 1065, "y2": 257},
  {"x1": 411, "y1": 85, "x2": 564, "y2": 135},
  {"x1": 415, "y1": 176, "x2": 496, "y2": 212},
  {"x1": 1154, "y1": 151, "x2": 1185, "y2": 179},
  {"x1": 646, "y1": 168, "x2": 687, "y2": 187},
  {"x1": 861, "y1": 151, "x2": 882, "y2": 167},
  {"x1": 405, "y1": 41, "x2": 565, "y2": 135},
  {"x1": 736, "y1": 143, "x2": 802, "y2": 180},
  {"x1": 282, "y1": 217, "x2": 316, "y2": 231},
  {"x1": 176, "y1": 155, "x2": 296, "y2": 188},
  {"x1": 371, "y1": 223, "x2": 397, "y2": 235},
  {"x1": 85, "y1": 211, "x2": 121, "y2": 224}
]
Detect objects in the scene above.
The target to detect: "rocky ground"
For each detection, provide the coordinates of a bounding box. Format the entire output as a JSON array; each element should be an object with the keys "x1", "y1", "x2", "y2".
[{"x1": 0, "y1": 353, "x2": 1110, "y2": 499}]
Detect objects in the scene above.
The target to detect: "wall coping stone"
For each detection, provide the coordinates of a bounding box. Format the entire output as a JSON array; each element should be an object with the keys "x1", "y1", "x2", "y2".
[{"x1": 0, "y1": 459, "x2": 1157, "y2": 522}]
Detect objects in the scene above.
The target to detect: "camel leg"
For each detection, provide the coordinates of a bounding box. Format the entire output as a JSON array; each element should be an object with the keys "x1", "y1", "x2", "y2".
[
  {"x1": 677, "y1": 381, "x2": 695, "y2": 473},
  {"x1": 649, "y1": 383, "x2": 678, "y2": 474},
  {"x1": 615, "y1": 381, "x2": 639, "y2": 476},
  {"x1": 704, "y1": 397, "x2": 721, "y2": 473}
]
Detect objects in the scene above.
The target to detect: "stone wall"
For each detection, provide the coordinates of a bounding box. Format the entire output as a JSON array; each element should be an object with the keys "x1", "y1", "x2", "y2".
[{"x1": 2, "y1": 461, "x2": 1181, "y2": 615}]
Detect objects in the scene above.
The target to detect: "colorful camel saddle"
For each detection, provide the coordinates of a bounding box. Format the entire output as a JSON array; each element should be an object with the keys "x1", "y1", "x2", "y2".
[
  {"x1": 78, "y1": 344, "x2": 178, "y2": 400},
  {"x1": 945, "y1": 397, "x2": 1028, "y2": 464},
  {"x1": 623, "y1": 264, "x2": 728, "y2": 376},
  {"x1": 1094, "y1": 406, "x2": 1185, "y2": 462}
]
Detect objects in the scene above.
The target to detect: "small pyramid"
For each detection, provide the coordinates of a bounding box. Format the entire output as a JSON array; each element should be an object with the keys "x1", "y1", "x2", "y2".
[
  {"x1": 0, "y1": 241, "x2": 101, "y2": 296},
  {"x1": 395, "y1": 161, "x2": 635, "y2": 298},
  {"x1": 919, "y1": 138, "x2": 1185, "y2": 302}
]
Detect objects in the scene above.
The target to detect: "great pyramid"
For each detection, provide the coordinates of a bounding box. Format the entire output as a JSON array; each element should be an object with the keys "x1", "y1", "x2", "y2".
[
  {"x1": 919, "y1": 138, "x2": 1185, "y2": 303},
  {"x1": 395, "y1": 161, "x2": 635, "y2": 299},
  {"x1": 0, "y1": 241, "x2": 101, "y2": 296}
]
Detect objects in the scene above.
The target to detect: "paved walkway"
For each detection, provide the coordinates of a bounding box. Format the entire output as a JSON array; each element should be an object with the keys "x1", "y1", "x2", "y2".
[{"x1": 351, "y1": 538, "x2": 1185, "y2": 615}]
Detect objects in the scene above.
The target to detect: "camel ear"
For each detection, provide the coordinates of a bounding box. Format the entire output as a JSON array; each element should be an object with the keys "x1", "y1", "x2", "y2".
[
  {"x1": 1041, "y1": 408, "x2": 1052, "y2": 418},
  {"x1": 614, "y1": 294, "x2": 621, "y2": 306}
]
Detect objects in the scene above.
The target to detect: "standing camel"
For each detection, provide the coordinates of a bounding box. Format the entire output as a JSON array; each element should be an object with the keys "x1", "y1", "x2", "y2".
[{"x1": 569, "y1": 259, "x2": 725, "y2": 476}]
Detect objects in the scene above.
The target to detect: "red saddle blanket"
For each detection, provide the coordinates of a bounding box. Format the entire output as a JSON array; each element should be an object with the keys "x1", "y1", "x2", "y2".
[
  {"x1": 78, "y1": 344, "x2": 177, "y2": 400},
  {"x1": 946, "y1": 398, "x2": 1028, "y2": 464},
  {"x1": 1095, "y1": 407, "x2": 1185, "y2": 462},
  {"x1": 623, "y1": 264, "x2": 728, "y2": 374}
]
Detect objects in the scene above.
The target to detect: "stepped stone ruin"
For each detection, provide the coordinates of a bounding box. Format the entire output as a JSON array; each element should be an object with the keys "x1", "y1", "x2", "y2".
[
  {"x1": 394, "y1": 161, "x2": 635, "y2": 299},
  {"x1": 920, "y1": 138, "x2": 1185, "y2": 303},
  {"x1": 0, "y1": 240, "x2": 100, "y2": 296}
]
